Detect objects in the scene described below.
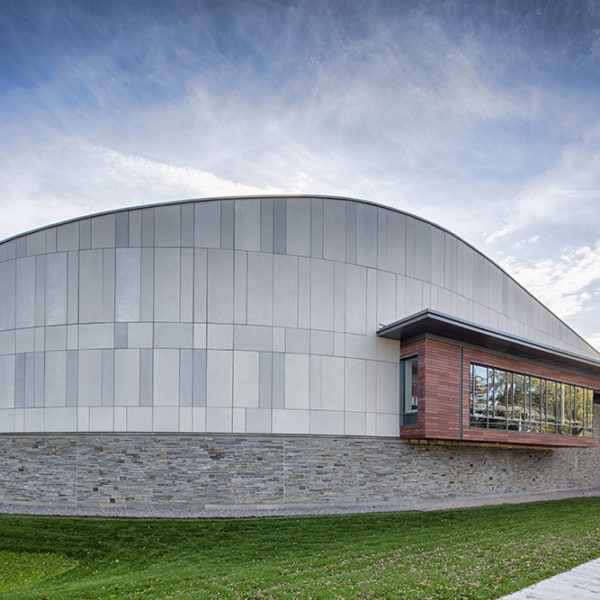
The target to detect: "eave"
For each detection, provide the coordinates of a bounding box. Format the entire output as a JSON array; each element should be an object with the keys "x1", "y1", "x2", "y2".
[{"x1": 377, "y1": 309, "x2": 600, "y2": 379}]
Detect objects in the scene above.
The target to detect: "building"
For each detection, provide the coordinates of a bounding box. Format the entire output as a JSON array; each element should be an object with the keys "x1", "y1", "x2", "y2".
[{"x1": 0, "y1": 195, "x2": 599, "y2": 511}]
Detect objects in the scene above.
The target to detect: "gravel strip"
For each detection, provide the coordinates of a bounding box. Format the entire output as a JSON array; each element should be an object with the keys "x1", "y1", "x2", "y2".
[{"x1": 1, "y1": 488, "x2": 599, "y2": 519}]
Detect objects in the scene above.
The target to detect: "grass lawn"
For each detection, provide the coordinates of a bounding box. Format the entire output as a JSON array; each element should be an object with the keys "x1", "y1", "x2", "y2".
[{"x1": 1, "y1": 498, "x2": 600, "y2": 599}]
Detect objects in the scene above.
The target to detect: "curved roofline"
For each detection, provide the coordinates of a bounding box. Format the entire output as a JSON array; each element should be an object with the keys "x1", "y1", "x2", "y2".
[{"x1": 2, "y1": 193, "x2": 598, "y2": 358}]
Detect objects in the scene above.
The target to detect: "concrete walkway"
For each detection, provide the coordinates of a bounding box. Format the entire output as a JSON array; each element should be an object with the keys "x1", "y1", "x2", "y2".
[{"x1": 499, "y1": 557, "x2": 600, "y2": 599}]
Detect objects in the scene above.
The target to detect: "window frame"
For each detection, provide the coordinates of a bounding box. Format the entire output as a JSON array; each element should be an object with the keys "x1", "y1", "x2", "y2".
[
  {"x1": 400, "y1": 355, "x2": 419, "y2": 426},
  {"x1": 469, "y1": 362, "x2": 594, "y2": 437}
]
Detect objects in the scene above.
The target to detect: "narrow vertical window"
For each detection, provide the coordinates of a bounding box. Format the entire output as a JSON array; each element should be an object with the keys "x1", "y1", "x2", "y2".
[
  {"x1": 401, "y1": 356, "x2": 419, "y2": 426},
  {"x1": 470, "y1": 364, "x2": 488, "y2": 428}
]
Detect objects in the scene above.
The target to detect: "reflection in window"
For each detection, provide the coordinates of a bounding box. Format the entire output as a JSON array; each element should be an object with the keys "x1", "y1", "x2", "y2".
[
  {"x1": 544, "y1": 381, "x2": 557, "y2": 434},
  {"x1": 471, "y1": 364, "x2": 488, "y2": 428},
  {"x1": 402, "y1": 356, "x2": 419, "y2": 426},
  {"x1": 529, "y1": 377, "x2": 541, "y2": 433},
  {"x1": 469, "y1": 363, "x2": 594, "y2": 437}
]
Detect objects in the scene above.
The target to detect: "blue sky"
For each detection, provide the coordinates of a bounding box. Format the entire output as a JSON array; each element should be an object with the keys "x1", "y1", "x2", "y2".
[{"x1": 2, "y1": 0, "x2": 600, "y2": 349}]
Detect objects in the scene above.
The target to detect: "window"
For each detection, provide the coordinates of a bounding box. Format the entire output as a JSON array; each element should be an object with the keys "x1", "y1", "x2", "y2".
[
  {"x1": 401, "y1": 356, "x2": 419, "y2": 426},
  {"x1": 470, "y1": 363, "x2": 593, "y2": 436}
]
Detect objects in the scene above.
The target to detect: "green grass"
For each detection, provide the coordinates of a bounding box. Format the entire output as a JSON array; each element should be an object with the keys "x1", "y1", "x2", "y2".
[
  {"x1": 1, "y1": 498, "x2": 600, "y2": 599},
  {"x1": 0, "y1": 550, "x2": 77, "y2": 592}
]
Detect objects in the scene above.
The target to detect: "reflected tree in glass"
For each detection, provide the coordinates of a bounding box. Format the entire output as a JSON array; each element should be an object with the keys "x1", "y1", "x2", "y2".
[
  {"x1": 544, "y1": 381, "x2": 557, "y2": 434},
  {"x1": 574, "y1": 386, "x2": 585, "y2": 436},
  {"x1": 490, "y1": 369, "x2": 507, "y2": 429},
  {"x1": 471, "y1": 365, "x2": 488, "y2": 428},
  {"x1": 513, "y1": 373, "x2": 525, "y2": 431},
  {"x1": 528, "y1": 377, "x2": 541, "y2": 433},
  {"x1": 585, "y1": 389, "x2": 594, "y2": 437}
]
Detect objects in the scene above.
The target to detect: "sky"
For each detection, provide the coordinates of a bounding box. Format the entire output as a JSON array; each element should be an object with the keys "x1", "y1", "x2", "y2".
[{"x1": 2, "y1": 0, "x2": 600, "y2": 350}]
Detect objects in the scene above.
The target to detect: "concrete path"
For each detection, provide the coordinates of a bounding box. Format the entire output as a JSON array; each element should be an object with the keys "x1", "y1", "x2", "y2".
[{"x1": 499, "y1": 557, "x2": 600, "y2": 599}]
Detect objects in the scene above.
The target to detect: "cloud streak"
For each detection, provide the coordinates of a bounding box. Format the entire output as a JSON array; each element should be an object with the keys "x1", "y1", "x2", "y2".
[{"x1": 2, "y1": 0, "x2": 600, "y2": 348}]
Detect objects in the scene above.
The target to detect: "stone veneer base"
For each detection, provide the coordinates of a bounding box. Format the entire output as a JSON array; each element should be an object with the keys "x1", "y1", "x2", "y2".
[{"x1": 1, "y1": 433, "x2": 600, "y2": 511}]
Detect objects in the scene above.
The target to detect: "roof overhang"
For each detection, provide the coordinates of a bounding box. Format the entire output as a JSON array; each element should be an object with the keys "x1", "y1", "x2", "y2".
[{"x1": 377, "y1": 309, "x2": 600, "y2": 378}]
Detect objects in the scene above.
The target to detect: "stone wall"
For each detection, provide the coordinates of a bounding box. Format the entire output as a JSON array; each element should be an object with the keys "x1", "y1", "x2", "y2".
[{"x1": 1, "y1": 432, "x2": 600, "y2": 510}]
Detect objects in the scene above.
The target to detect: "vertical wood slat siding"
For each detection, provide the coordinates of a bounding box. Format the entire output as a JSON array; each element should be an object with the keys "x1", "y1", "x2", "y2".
[{"x1": 400, "y1": 337, "x2": 600, "y2": 448}]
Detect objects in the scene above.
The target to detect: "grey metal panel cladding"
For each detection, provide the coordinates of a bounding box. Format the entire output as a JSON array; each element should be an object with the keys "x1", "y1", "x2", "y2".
[
  {"x1": 272, "y1": 198, "x2": 287, "y2": 254},
  {"x1": 115, "y1": 248, "x2": 141, "y2": 322},
  {"x1": 444, "y1": 234, "x2": 458, "y2": 292},
  {"x1": 34, "y1": 351, "x2": 44, "y2": 408},
  {"x1": 79, "y1": 220, "x2": 92, "y2": 250},
  {"x1": 192, "y1": 349, "x2": 206, "y2": 407},
  {"x1": 356, "y1": 203, "x2": 377, "y2": 267},
  {"x1": 155, "y1": 205, "x2": 181, "y2": 247},
  {"x1": 79, "y1": 250, "x2": 103, "y2": 323},
  {"x1": 377, "y1": 209, "x2": 387, "y2": 272},
  {"x1": 26, "y1": 231, "x2": 46, "y2": 256},
  {"x1": 101, "y1": 249, "x2": 115, "y2": 323},
  {"x1": 179, "y1": 349, "x2": 193, "y2": 407},
  {"x1": 234, "y1": 251, "x2": 248, "y2": 324},
  {"x1": 24, "y1": 352, "x2": 35, "y2": 408},
  {"x1": 287, "y1": 198, "x2": 311, "y2": 257},
  {"x1": 57, "y1": 222, "x2": 79, "y2": 252},
  {"x1": 140, "y1": 348, "x2": 153, "y2": 406},
  {"x1": 195, "y1": 201, "x2": 221, "y2": 248},
  {"x1": 67, "y1": 252, "x2": 79, "y2": 324},
  {"x1": 220, "y1": 201, "x2": 234, "y2": 249},
  {"x1": 45, "y1": 228, "x2": 57, "y2": 254},
  {"x1": 180, "y1": 248, "x2": 194, "y2": 323},
  {"x1": 0, "y1": 260, "x2": 15, "y2": 331},
  {"x1": 430, "y1": 227, "x2": 445, "y2": 287},
  {"x1": 114, "y1": 323, "x2": 128, "y2": 349},
  {"x1": 273, "y1": 254, "x2": 298, "y2": 328},
  {"x1": 310, "y1": 198, "x2": 323, "y2": 258},
  {"x1": 345, "y1": 202, "x2": 357, "y2": 264},
  {"x1": 405, "y1": 216, "x2": 416, "y2": 278},
  {"x1": 235, "y1": 199, "x2": 261, "y2": 251},
  {"x1": 310, "y1": 259, "x2": 334, "y2": 331},
  {"x1": 115, "y1": 212, "x2": 129, "y2": 248},
  {"x1": 101, "y1": 349, "x2": 114, "y2": 406},
  {"x1": 16, "y1": 237, "x2": 26, "y2": 258},
  {"x1": 323, "y1": 199, "x2": 346, "y2": 261},
  {"x1": 181, "y1": 204, "x2": 195, "y2": 247},
  {"x1": 0, "y1": 194, "x2": 598, "y2": 436},
  {"x1": 45, "y1": 253, "x2": 67, "y2": 325},
  {"x1": 92, "y1": 214, "x2": 116, "y2": 249},
  {"x1": 66, "y1": 350, "x2": 78, "y2": 407},
  {"x1": 34, "y1": 255, "x2": 46, "y2": 326},
  {"x1": 15, "y1": 353, "x2": 25, "y2": 408},
  {"x1": 413, "y1": 220, "x2": 431, "y2": 282},
  {"x1": 260, "y1": 198, "x2": 274, "y2": 253},
  {"x1": 141, "y1": 209, "x2": 155, "y2": 247},
  {"x1": 259, "y1": 351, "x2": 273, "y2": 408},
  {"x1": 154, "y1": 248, "x2": 180, "y2": 322},
  {"x1": 193, "y1": 249, "x2": 208, "y2": 323},
  {"x1": 15, "y1": 258, "x2": 34, "y2": 328},
  {"x1": 207, "y1": 249, "x2": 234, "y2": 323},
  {"x1": 247, "y1": 252, "x2": 273, "y2": 325}
]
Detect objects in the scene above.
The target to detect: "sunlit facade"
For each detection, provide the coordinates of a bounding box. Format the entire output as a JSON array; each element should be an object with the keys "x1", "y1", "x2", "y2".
[{"x1": 0, "y1": 195, "x2": 599, "y2": 510}]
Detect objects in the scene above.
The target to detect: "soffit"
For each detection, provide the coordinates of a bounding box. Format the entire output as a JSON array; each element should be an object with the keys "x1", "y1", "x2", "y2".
[{"x1": 377, "y1": 309, "x2": 600, "y2": 379}]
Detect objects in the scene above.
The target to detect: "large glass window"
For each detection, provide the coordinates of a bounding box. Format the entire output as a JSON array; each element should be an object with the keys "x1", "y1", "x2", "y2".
[
  {"x1": 401, "y1": 356, "x2": 419, "y2": 426},
  {"x1": 470, "y1": 363, "x2": 594, "y2": 437}
]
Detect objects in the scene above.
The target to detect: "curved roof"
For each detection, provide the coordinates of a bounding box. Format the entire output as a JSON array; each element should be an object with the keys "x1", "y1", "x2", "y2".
[{"x1": 1, "y1": 194, "x2": 598, "y2": 362}]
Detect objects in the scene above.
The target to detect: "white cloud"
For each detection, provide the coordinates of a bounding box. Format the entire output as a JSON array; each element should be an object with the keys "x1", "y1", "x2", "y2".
[
  {"x1": 0, "y1": 139, "x2": 279, "y2": 241},
  {"x1": 587, "y1": 333, "x2": 600, "y2": 353},
  {"x1": 500, "y1": 240, "x2": 600, "y2": 319},
  {"x1": 486, "y1": 135, "x2": 600, "y2": 244}
]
